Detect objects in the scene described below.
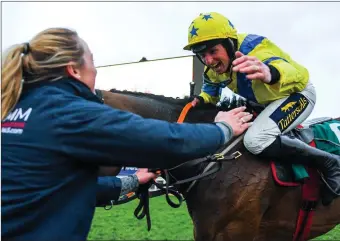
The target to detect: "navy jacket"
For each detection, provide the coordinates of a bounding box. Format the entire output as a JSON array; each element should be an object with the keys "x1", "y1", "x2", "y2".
[
  {"x1": 1, "y1": 78, "x2": 225, "y2": 240},
  {"x1": 96, "y1": 177, "x2": 122, "y2": 207}
]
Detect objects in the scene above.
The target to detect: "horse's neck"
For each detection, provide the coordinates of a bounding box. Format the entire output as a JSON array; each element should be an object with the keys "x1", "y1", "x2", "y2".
[
  {"x1": 103, "y1": 91, "x2": 182, "y2": 122},
  {"x1": 103, "y1": 90, "x2": 218, "y2": 123}
]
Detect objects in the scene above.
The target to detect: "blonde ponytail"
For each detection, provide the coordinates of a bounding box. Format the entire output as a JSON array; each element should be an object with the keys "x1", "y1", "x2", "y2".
[
  {"x1": 1, "y1": 44, "x2": 26, "y2": 121},
  {"x1": 1, "y1": 28, "x2": 84, "y2": 121}
]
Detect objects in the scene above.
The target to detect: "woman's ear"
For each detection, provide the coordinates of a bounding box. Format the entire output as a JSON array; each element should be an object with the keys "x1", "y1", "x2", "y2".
[{"x1": 66, "y1": 64, "x2": 81, "y2": 80}]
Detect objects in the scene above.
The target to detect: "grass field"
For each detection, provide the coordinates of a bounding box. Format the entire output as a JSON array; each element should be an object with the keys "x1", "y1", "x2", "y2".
[{"x1": 88, "y1": 197, "x2": 339, "y2": 240}]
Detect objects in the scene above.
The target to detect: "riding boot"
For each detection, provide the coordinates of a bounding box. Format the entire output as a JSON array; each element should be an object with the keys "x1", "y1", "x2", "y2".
[{"x1": 260, "y1": 135, "x2": 340, "y2": 206}]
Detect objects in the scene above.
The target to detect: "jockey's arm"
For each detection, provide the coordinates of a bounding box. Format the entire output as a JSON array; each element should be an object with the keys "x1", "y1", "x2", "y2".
[
  {"x1": 197, "y1": 73, "x2": 221, "y2": 105},
  {"x1": 199, "y1": 91, "x2": 219, "y2": 105},
  {"x1": 256, "y1": 38, "x2": 309, "y2": 93}
]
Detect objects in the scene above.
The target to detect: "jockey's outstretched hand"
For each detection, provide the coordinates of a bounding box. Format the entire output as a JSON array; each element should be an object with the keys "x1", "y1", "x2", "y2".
[
  {"x1": 214, "y1": 106, "x2": 253, "y2": 136},
  {"x1": 232, "y1": 51, "x2": 272, "y2": 83},
  {"x1": 135, "y1": 168, "x2": 159, "y2": 184}
]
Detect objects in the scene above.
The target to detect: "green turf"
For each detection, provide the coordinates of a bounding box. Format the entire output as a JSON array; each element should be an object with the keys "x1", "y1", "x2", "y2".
[
  {"x1": 88, "y1": 197, "x2": 193, "y2": 240},
  {"x1": 88, "y1": 197, "x2": 339, "y2": 240},
  {"x1": 313, "y1": 225, "x2": 340, "y2": 240}
]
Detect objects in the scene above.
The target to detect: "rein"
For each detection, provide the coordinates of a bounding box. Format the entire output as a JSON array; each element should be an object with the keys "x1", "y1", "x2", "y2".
[{"x1": 177, "y1": 102, "x2": 194, "y2": 123}]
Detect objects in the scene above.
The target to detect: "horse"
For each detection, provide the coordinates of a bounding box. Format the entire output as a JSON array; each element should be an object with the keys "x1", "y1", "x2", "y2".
[{"x1": 99, "y1": 88, "x2": 340, "y2": 241}]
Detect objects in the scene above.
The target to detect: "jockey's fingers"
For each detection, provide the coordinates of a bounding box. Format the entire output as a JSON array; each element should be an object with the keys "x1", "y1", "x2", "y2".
[
  {"x1": 236, "y1": 55, "x2": 257, "y2": 62},
  {"x1": 239, "y1": 65, "x2": 257, "y2": 74},
  {"x1": 239, "y1": 65, "x2": 261, "y2": 74},
  {"x1": 232, "y1": 60, "x2": 252, "y2": 71},
  {"x1": 232, "y1": 55, "x2": 248, "y2": 65},
  {"x1": 246, "y1": 72, "x2": 265, "y2": 80},
  {"x1": 247, "y1": 56, "x2": 258, "y2": 61},
  {"x1": 235, "y1": 51, "x2": 244, "y2": 58},
  {"x1": 253, "y1": 59, "x2": 262, "y2": 65}
]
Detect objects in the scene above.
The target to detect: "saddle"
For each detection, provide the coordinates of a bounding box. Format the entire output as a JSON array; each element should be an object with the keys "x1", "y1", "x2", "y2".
[{"x1": 271, "y1": 117, "x2": 334, "y2": 186}]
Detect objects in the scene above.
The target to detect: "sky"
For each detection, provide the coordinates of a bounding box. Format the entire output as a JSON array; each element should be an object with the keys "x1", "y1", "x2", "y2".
[{"x1": 2, "y1": 1, "x2": 340, "y2": 119}]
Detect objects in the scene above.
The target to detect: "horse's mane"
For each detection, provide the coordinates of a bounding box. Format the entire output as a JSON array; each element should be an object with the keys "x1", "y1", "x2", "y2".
[
  {"x1": 109, "y1": 88, "x2": 218, "y2": 116},
  {"x1": 109, "y1": 88, "x2": 191, "y2": 106}
]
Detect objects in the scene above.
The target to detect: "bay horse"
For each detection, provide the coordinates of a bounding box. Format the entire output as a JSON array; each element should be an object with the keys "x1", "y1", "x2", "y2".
[{"x1": 99, "y1": 89, "x2": 340, "y2": 241}]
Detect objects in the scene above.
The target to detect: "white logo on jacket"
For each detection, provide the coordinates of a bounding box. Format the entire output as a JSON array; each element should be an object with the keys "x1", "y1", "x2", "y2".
[{"x1": 2, "y1": 108, "x2": 33, "y2": 135}]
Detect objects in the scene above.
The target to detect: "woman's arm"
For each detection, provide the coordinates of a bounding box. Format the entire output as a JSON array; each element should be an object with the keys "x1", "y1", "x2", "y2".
[
  {"x1": 96, "y1": 169, "x2": 157, "y2": 207},
  {"x1": 56, "y1": 96, "x2": 230, "y2": 168}
]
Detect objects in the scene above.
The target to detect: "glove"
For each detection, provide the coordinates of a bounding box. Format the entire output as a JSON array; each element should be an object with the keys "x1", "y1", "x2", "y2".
[{"x1": 217, "y1": 94, "x2": 247, "y2": 110}]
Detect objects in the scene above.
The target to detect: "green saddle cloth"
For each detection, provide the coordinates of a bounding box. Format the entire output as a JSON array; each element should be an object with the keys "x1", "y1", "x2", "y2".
[
  {"x1": 291, "y1": 164, "x2": 309, "y2": 181},
  {"x1": 312, "y1": 119, "x2": 340, "y2": 155},
  {"x1": 291, "y1": 119, "x2": 340, "y2": 181}
]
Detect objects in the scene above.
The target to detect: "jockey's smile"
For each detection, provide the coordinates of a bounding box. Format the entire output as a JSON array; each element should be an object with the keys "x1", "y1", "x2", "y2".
[{"x1": 197, "y1": 44, "x2": 230, "y2": 74}]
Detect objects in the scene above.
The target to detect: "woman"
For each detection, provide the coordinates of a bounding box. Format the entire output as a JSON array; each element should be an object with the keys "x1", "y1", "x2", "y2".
[
  {"x1": 1, "y1": 28, "x2": 252, "y2": 240},
  {"x1": 185, "y1": 12, "x2": 340, "y2": 205}
]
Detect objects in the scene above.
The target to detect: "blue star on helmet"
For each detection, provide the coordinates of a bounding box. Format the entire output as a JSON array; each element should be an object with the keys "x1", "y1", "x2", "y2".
[
  {"x1": 190, "y1": 25, "x2": 199, "y2": 38},
  {"x1": 202, "y1": 14, "x2": 213, "y2": 21}
]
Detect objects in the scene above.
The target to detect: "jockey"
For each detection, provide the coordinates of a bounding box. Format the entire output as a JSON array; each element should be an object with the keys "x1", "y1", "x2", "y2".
[{"x1": 184, "y1": 12, "x2": 340, "y2": 204}]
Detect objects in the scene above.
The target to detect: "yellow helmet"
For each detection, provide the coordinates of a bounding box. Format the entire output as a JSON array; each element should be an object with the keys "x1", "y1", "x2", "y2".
[{"x1": 183, "y1": 12, "x2": 237, "y2": 51}]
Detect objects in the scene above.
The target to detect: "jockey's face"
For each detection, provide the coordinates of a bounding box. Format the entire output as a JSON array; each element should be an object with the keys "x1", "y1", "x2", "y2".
[{"x1": 197, "y1": 44, "x2": 230, "y2": 74}]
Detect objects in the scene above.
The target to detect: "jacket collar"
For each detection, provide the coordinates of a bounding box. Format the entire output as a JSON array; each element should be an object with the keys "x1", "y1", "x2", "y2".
[{"x1": 23, "y1": 77, "x2": 103, "y2": 104}]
